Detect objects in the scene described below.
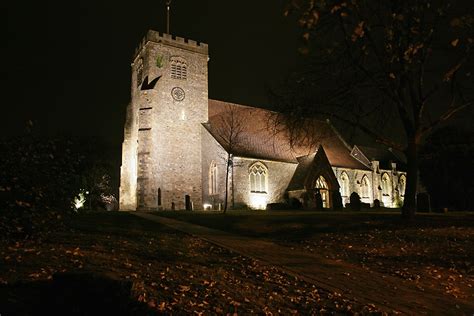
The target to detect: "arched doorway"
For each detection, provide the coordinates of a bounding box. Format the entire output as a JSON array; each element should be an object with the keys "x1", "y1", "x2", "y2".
[{"x1": 315, "y1": 175, "x2": 330, "y2": 208}]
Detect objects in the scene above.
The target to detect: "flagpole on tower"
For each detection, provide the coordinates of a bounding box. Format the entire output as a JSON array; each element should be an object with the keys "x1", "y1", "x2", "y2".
[{"x1": 166, "y1": 0, "x2": 172, "y2": 34}]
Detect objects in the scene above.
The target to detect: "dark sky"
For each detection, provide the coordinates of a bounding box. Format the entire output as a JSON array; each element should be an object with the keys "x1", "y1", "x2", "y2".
[{"x1": 4, "y1": 0, "x2": 301, "y2": 146}]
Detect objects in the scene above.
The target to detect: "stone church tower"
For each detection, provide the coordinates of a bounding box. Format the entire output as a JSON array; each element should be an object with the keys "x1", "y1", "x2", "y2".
[{"x1": 120, "y1": 30, "x2": 209, "y2": 210}]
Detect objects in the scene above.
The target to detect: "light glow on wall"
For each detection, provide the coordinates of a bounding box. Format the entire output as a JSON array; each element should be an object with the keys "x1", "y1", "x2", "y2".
[
  {"x1": 73, "y1": 191, "x2": 87, "y2": 211},
  {"x1": 249, "y1": 193, "x2": 267, "y2": 210},
  {"x1": 203, "y1": 203, "x2": 212, "y2": 210}
]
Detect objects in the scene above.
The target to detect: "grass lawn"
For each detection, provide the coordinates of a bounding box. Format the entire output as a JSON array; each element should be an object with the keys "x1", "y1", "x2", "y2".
[
  {"x1": 157, "y1": 210, "x2": 474, "y2": 306},
  {"x1": 0, "y1": 212, "x2": 381, "y2": 315}
]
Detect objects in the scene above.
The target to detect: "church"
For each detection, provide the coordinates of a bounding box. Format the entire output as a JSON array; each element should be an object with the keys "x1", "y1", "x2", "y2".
[{"x1": 119, "y1": 30, "x2": 406, "y2": 211}]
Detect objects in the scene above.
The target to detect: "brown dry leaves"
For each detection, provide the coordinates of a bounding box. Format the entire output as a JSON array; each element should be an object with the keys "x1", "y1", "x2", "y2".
[
  {"x1": 0, "y1": 214, "x2": 381, "y2": 315},
  {"x1": 296, "y1": 225, "x2": 474, "y2": 300}
]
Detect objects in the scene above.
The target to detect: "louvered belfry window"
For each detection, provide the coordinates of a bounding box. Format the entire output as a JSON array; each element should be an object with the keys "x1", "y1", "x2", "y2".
[{"x1": 170, "y1": 57, "x2": 187, "y2": 80}]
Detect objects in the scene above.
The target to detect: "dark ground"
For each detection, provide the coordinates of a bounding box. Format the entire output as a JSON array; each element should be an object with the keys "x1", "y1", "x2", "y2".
[
  {"x1": 1, "y1": 211, "x2": 473, "y2": 314},
  {"x1": 1, "y1": 212, "x2": 384, "y2": 315},
  {"x1": 157, "y1": 210, "x2": 474, "y2": 307}
]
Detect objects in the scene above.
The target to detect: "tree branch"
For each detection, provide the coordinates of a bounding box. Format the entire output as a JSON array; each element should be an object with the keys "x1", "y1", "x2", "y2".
[{"x1": 421, "y1": 102, "x2": 472, "y2": 137}]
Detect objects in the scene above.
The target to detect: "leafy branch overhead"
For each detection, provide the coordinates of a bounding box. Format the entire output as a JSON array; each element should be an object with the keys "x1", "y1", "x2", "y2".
[
  {"x1": 277, "y1": 0, "x2": 473, "y2": 218},
  {"x1": 284, "y1": 0, "x2": 473, "y2": 143}
]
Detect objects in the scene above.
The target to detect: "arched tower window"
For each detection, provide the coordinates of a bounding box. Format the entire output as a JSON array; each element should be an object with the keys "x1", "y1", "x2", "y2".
[
  {"x1": 381, "y1": 173, "x2": 392, "y2": 196},
  {"x1": 249, "y1": 162, "x2": 268, "y2": 193},
  {"x1": 339, "y1": 172, "x2": 350, "y2": 198},
  {"x1": 398, "y1": 175, "x2": 406, "y2": 197},
  {"x1": 136, "y1": 58, "x2": 144, "y2": 87},
  {"x1": 170, "y1": 56, "x2": 187, "y2": 80},
  {"x1": 360, "y1": 175, "x2": 371, "y2": 199},
  {"x1": 315, "y1": 175, "x2": 329, "y2": 208},
  {"x1": 209, "y1": 161, "x2": 218, "y2": 195}
]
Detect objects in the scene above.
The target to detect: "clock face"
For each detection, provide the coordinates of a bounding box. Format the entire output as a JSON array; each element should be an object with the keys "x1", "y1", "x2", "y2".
[{"x1": 171, "y1": 87, "x2": 185, "y2": 101}]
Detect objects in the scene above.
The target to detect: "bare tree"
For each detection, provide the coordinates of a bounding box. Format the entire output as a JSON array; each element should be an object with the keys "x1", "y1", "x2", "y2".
[
  {"x1": 214, "y1": 104, "x2": 245, "y2": 213},
  {"x1": 275, "y1": 0, "x2": 473, "y2": 218}
]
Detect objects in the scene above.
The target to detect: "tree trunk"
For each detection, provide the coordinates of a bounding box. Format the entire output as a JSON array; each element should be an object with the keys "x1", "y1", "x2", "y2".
[
  {"x1": 223, "y1": 153, "x2": 231, "y2": 214},
  {"x1": 402, "y1": 137, "x2": 419, "y2": 219},
  {"x1": 231, "y1": 160, "x2": 235, "y2": 209}
]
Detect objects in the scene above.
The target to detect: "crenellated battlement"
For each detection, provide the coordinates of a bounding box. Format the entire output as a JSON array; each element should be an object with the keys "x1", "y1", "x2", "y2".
[{"x1": 133, "y1": 30, "x2": 208, "y2": 60}]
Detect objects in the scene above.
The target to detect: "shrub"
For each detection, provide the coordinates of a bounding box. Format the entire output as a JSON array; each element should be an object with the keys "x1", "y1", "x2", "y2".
[
  {"x1": 0, "y1": 135, "x2": 118, "y2": 241},
  {"x1": 289, "y1": 197, "x2": 303, "y2": 210},
  {"x1": 373, "y1": 199, "x2": 381, "y2": 209},
  {"x1": 332, "y1": 191, "x2": 343, "y2": 210},
  {"x1": 349, "y1": 192, "x2": 361, "y2": 211},
  {"x1": 266, "y1": 203, "x2": 290, "y2": 211}
]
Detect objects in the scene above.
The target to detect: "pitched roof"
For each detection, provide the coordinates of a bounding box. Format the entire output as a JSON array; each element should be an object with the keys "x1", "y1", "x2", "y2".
[
  {"x1": 206, "y1": 99, "x2": 370, "y2": 170},
  {"x1": 286, "y1": 154, "x2": 315, "y2": 191},
  {"x1": 357, "y1": 145, "x2": 406, "y2": 170}
]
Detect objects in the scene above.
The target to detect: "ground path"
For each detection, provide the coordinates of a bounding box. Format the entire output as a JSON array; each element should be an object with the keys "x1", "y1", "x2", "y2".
[{"x1": 134, "y1": 212, "x2": 474, "y2": 315}]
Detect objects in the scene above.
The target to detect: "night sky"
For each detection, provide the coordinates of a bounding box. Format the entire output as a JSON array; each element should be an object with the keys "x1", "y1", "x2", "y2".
[{"x1": 4, "y1": 0, "x2": 301, "y2": 146}]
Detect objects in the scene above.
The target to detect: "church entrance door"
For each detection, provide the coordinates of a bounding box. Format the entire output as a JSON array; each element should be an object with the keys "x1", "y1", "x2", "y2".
[{"x1": 315, "y1": 175, "x2": 330, "y2": 208}]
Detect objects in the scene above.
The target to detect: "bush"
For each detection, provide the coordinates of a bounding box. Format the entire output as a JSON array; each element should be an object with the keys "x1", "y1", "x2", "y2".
[
  {"x1": 349, "y1": 192, "x2": 361, "y2": 211},
  {"x1": 373, "y1": 199, "x2": 380, "y2": 209},
  {"x1": 332, "y1": 191, "x2": 343, "y2": 210},
  {"x1": 0, "y1": 135, "x2": 118, "y2": 241},
  {"x1": 289, "y1": 197, "x2": 303, "y2": 210},
  {"x1": 266, "y1": 203, "x2": 290, "y2": 211},
  {"x1": 231, "y1": 203, "x2": 250, "y2": 211}
]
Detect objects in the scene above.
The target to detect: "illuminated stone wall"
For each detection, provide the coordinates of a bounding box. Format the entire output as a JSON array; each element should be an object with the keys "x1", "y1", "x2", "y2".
[
  {"x1": 119, "y1": 101, "x2": 138, "y2": 210},
  {"x1": 120, "y1": 31, "x2": 208, "y2": 210},
  {"x1": 332, "y1": 163, "x2": 406, "y2": 208},
  {"x1": 201, "y1": 125, "x2": 228, "y2": 210},
  {"x1": 232, "y1": 158, "x2": 297, "y2": 209},
  {"x1": 119, "y1": 31, "x2": 407, "y2": 211}
]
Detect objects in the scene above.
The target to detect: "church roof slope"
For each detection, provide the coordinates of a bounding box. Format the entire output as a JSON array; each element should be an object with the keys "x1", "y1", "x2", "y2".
[
  {"x1": 358, "y1": 145, "x2": 406, "y2": 170},
  {"x1": 207, "y1": 99, "x2": 370, "y2": 170},
  {"x1": 286, "y1": 154, "x2": 315, "y2": 191}
]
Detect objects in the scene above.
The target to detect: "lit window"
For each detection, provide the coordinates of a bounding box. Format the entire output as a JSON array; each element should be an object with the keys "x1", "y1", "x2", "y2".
[
  {"x1": 209, "y1": 161, "x2": 218, "y2": 195},
  {"x1": 381, "y1": 173, "x2": 391, "y2": 196},
  {"x1": 360, "y1": 175, "x2": 370, "y2": 198},
  {"x1": 339, "y1": 172, "x2": 350, "y2": 197},
  {"x1": 315, "y1": 175, "x2": 328, "y2": 189},
  {"x1": 170, "y1": 56, "x2": 187, "y2": 80},
  {"x1": 315, "y1": 175, "x2": 329, "y2": 208},
  {"x1": 249, "y1": 162, "x2": 268, "y2": 193},
  {"x1": 398, "y1": 175, "x2": 406, "y2": 197}
]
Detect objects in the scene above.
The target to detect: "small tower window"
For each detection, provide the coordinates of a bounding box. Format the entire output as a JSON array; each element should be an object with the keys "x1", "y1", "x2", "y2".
[
  {"x1": 249, "y1": 162, "x2": 268, "y2": 193},
  {"x1": 170, "y1": 56, "x2": 187, "y2": 80},
  {"x1": 209, "y1": 161, "x2": 218, "y2": 195}
]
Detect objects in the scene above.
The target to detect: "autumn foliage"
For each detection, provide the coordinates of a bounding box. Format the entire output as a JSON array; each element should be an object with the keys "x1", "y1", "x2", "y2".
[{"x1": 276, "y1": 0, "x2": 473, "y2": 217}]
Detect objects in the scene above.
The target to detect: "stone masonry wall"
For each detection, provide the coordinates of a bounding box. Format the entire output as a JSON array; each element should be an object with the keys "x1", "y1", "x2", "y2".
[
  {"x1": 120, "y1": 32, "x2": 208, "y2": 210},
  {"x1": 332, "y1": 165, "x2": 407, "y2": 207},
  {"x1": 201, "y1": 125, "x2": 228, "y2": 210},
  {"x1": 232, "y1": 158, "x2": 297, "y2": 209}
]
